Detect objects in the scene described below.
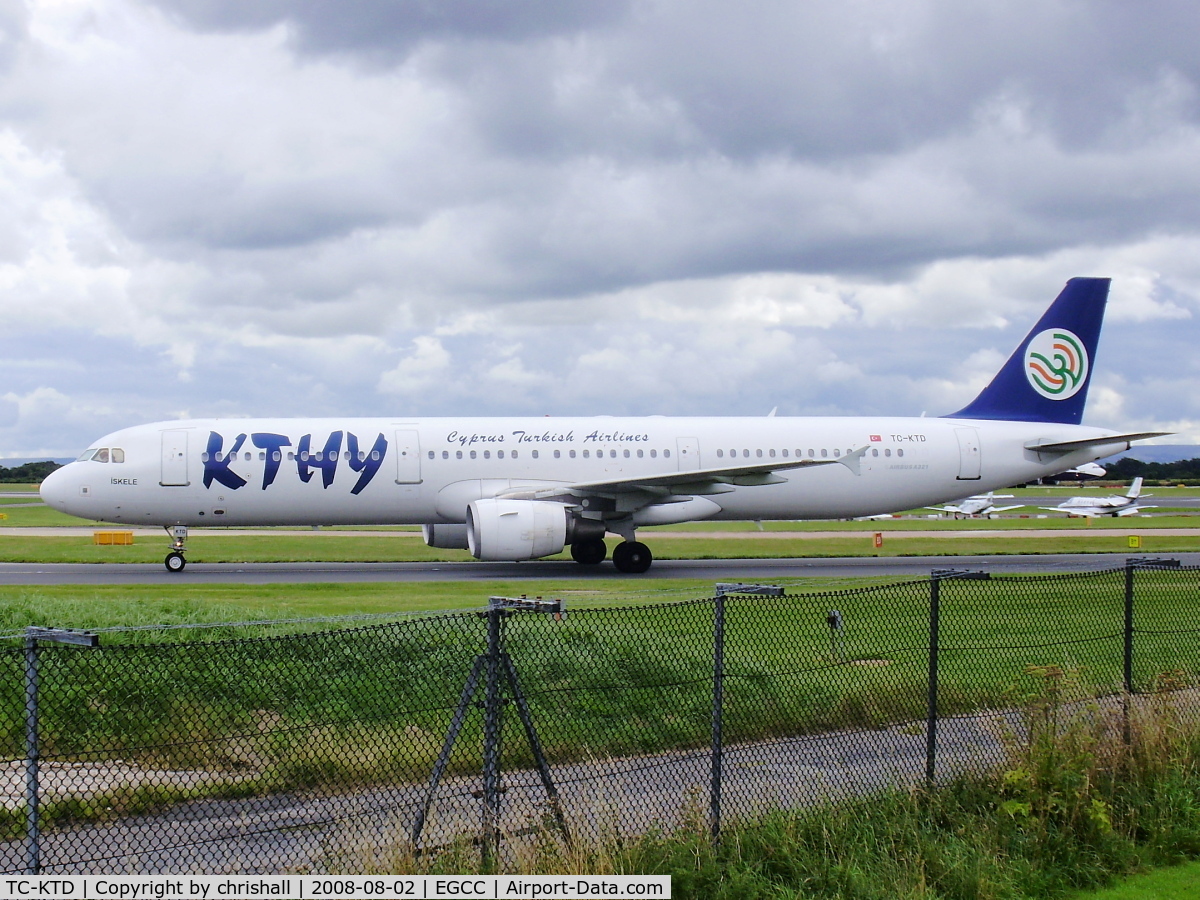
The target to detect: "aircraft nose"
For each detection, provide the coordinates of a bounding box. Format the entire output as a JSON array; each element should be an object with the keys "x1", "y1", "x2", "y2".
[{"x1": 39, "y1": 465, "x2": 73, "y2": 511}]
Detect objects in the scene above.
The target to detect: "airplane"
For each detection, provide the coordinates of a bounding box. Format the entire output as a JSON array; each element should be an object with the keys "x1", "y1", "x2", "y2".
[
  {"x1": 926, "y1": 492, "x2": 1024, "y2": 518},
  {"x1": 1040, "y1": 476, "x2": 1156, "y2": 517},
  {"x1": 1035, "y1": 461, "x2": 1107, "y2": 485},
  {"x1": 39, "y1": 277, "x2": 1170, "y2": 574}
]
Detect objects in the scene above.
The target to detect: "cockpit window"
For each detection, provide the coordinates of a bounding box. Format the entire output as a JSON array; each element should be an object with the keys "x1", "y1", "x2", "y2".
[
  {"x1": 93, "y1": 448, "x2": 110, "y2": 463},
  {"x1": 77, "y1": 449, "x2": 98, "y2": 462},
  {"x1": 111, "y1": 448, "x2": 125, "y2": 463}
]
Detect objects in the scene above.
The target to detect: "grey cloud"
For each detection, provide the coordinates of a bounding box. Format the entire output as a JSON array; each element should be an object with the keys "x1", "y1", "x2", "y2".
[
  {"x1": 0, "y1": 0, "x2": 27, "y2": 76},
  {"x1": 147, "y1": 0, "x2": 633, "y2": 62}
]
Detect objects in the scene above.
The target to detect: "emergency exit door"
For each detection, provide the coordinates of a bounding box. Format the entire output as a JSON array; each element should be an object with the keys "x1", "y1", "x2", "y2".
[
  {"x1": 160, "y1": 430, "x2": 189, "y2": 486},
  {"x1": 955, "y1": 427, "x2": 981, "y2": 480}
]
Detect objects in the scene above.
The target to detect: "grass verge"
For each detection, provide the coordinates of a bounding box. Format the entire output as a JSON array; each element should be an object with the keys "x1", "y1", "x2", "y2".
[{"x1": 342, "y1": 672, "x2": 1200, "y2": 899}]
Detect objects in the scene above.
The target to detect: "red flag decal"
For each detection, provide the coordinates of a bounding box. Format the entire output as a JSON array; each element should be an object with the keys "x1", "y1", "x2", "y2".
[{"x1": 869, "y1": 434, "x2": 882, "y2": 442}]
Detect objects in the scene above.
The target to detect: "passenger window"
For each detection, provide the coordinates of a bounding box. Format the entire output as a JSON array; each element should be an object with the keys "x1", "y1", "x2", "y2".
[
  {"x1": 782, "y1": 449, "x2": 789, "y2": 457},
  {"x1": 483, "y1": 450, "x2": 491, "y2": 459},
  {"x1": 371, "y1": 450, "x2": 380, "y2": 461},
  {"x1": 769, "y1": 449, "x2": 776, "y2": 457},
  {"x1": 428, "y1": 451, "x2": 435, "y2": 460},
  {"x1": 583, "y1": 449, "x2": 590, "y2": 458},
  {"x1": 94, "y1": 448, "x2": 110, "y2": 463},
  {"x1": 511, "y1": 450, "x2": 517, "y2": 458},
  {"x1": 611, "y1": 450, "x2": 617, "y2": 458},
  {"x1": 287, "y1": 452, "x2": 295, "y2": 461},
  {"x1": 637, "y1": 449, "x2": 644, "y2": 458},
  {"x1": 664, "y1": 449, "x2": 671, "y2": 458},
  {"x1": 442, "y1": 450, "x2": 449, "y2": 459},
  {"x1": 532, "y1": 450, "x2": 539, "y2": 459},
  {"x1": 884, "y1": 448, "x2": 891, "y2": 457},
  {"x1": 569, "y1": 450, "x2": 576, "y2": 458},
  {"x1": 742, "y1": 449, "x2": 749, "y2": 458},
  {"x1": 833, "y1": 449, "x2": 841, "y2": 457},
  {"x1": 624, "y1": 449, "x2": 630, "y2": 458},
  {"x1": 872, "y1": 449, "x2": 879, "y2": 457},
  {"x1": 821, "y1": 449, "x2": 828, "y2": 458},
  {"x1": 273, "y1": 451, "x2": 281, "y2": 462},
  {"x1": 497, "y1": 450, "x2": 504, "y2": 459},
  {"x1": 717, "y1": 449, "x2": 724, "y2": 458},
  {"x1": 456, "y1": 450, "x2": 463, "y2": 459},
  {"x1": 897, "y1": 448, "x2": 904, "y2": 457},
  {"x1": 245, "y1": 452, "x2": 251, "y2": 461},
  {"x1": 112, "y1": 448, "x2": 125, "y2": 463},
  {"x1": 650, "y1": 449, "x2": 657, "y2": 458},
  {"x1": 756, "y1": 449, "x2": 763, "y2": 458},
  {"x1": 470, "y1": 450, "x2": 477, "y2": 459}
]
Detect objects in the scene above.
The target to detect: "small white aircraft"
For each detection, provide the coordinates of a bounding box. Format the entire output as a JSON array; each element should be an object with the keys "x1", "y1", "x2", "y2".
[
  {"x1": 927, "y1": 492, "x2": 1024, "y2": 518},
  {"x1": 1042, "y1": 461, "x2": 1107, "y2": 484},
  {"x1": 1040, "y1": 476, "x2": 1156, "y2": 518},
  {"x1": 39, "y1": 278, "x2": 1169, "y2": 573}
]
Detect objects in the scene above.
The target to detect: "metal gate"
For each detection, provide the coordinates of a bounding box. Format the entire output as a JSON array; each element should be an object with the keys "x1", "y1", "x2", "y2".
[{"x1": 160, "y1": 430, "x2": 189, "y2": 486}]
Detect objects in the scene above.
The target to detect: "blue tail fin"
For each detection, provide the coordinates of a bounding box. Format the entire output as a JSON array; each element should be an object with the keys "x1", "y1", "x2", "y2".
[{"x1": 945, "y1": 277, "x2": 1109, "y2": 425}]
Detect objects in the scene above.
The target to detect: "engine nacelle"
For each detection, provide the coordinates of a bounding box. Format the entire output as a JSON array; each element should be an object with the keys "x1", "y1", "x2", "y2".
[
  {"x1": 466, "y1": 499, "x2": 568, "y2": 561},
  {"x1": 422, "y1": 523, "x2": 471, "y2": 550}
]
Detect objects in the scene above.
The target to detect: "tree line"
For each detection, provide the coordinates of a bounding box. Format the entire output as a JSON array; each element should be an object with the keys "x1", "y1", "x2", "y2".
[
  {"x1": 0, "y1": 461, "x2": 63, "y2": 483},
  {"x1": 1104, "y1": 456, "x2": 1200, "y2": 482}
]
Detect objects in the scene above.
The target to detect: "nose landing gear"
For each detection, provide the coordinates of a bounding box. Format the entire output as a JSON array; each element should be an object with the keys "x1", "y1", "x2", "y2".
[{"x1": 163, "y1": 525, "x2": 188, "y2": 573}]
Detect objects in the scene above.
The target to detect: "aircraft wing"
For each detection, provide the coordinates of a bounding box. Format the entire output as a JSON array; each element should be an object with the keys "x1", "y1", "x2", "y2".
[
  {"x1": 1115, "y1": 504, "x2": 1155, "y2": 516},
  {"x1": 989, "y1": 504, "x2": 1025, "y2": 513},
  {"x1": 499, "y1": 446, "x2": 869, "y2": 506}
]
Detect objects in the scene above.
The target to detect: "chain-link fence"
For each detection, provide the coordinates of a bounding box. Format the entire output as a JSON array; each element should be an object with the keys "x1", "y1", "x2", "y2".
[{"x1": 0, "y1": 559, "x2": 1196, "y2": 874}]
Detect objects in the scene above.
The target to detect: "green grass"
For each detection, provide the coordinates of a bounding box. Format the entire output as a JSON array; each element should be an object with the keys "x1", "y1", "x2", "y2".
[
  {"x1": 0, "y1": 528, "x2": 1197, "y2": 564},
  {"x1": 1067, "y1": 859, "x2": 1200, "y2": 898},
  {"x1": 349, "y1": 682, "x2": 1200, "y2": 898},
  {"x1": 0, "y1": 568, "x2": 1195, "y2": 827}
]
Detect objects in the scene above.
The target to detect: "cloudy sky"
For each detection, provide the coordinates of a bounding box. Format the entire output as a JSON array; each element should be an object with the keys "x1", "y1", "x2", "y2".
[{"x1": 2, "y1": 0, "x2": 1199, "y2": 458}]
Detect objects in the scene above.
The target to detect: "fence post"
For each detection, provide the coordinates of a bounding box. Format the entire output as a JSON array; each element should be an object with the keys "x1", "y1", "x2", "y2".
[
  {"x1": 710, "y1": 591, "x2": 725, "y2": 842},
  {"x1": 926, "y1": 570, "x2": 988, "y2": 785},
  {"x1": 23, "y1": 629, "x2": 40, "y2": 876},
  {"x1": 1122, "y1": 558, "x2": 1181, "y2": 744},
  {"x1": 21, "y1": 627, "x2": 99, "y2": 875},
  {"x1": 1124, "y1": 560, "x2": 1136, "y2": 697},
  {"x1": 925, "y1": 574, "x2": 940, "y2": 786},
  {"x1": 481, "y1": 604, "x2": 505, "y2": 869},
  {"x1": 710, "y1": 584, "x2": 781, "y2": 843}
]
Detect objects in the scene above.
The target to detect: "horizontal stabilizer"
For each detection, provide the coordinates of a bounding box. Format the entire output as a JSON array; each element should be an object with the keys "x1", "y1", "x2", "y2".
[{"x1": 1024, "y1": 432, "x2": 1173, "y2": 454}]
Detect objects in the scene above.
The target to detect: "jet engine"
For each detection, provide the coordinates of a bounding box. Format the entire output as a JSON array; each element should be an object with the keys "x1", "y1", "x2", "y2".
[
  {"x1": 466, "y1": 498, "x2": 568, "y2": 561},
  {"x1": 422, "y1": 523, "x2": 471, "y2": 550}
]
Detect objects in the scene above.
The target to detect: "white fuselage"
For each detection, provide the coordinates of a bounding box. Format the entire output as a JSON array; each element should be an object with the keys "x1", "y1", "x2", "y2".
[{"x1": 41, "y1": 415, "x2": 1128, "y2": 528}]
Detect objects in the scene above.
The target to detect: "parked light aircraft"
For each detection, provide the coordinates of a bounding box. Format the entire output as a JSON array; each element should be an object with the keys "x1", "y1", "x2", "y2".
[
  {"x1": 40, "y1": 278, "x2": 1169, "y2": 573},
  {"x1": 1040, "y1": 476, "x2": 1156, "y2": 518},
  {"x1": 926, "y1": 492, "x2": 1023, "y2": 519}
]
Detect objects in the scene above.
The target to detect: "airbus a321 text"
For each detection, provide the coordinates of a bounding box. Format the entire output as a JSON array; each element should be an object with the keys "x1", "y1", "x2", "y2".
[{"x1": 40, "y1": 278, "x2": 1169, "y2": 573}]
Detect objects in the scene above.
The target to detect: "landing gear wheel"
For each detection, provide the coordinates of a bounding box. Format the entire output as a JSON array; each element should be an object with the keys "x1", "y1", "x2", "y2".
[
  {"x1": 165, "y1": 551, "x2": 186, "y2": 573},
  {"x1": 570, "y1": 539, "x2": 607, "y2": 565},
  {"x1": 612, "y1": 540, "x2": 652, "y2": 574}
]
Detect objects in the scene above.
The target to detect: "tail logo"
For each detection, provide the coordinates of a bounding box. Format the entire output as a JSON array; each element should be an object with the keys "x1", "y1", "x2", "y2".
[{"x1": 1025, "y1": 328, "x2": 1089, "y2": 400}]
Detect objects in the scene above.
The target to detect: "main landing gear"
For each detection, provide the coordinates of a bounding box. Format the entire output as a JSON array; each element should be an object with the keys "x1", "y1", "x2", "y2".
[
  {"x1": 570, "y1": 539, "x2": 607, "y2": 565},
  {"x1": 611, "y1": 540, "x2": 652, "y2": 574},
  {"x1": 163, "y1": 525, "x2": 188, "y2": 573},
  {"x1": 569, "y1": 533, "x2": 653, "y2": 573}
]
